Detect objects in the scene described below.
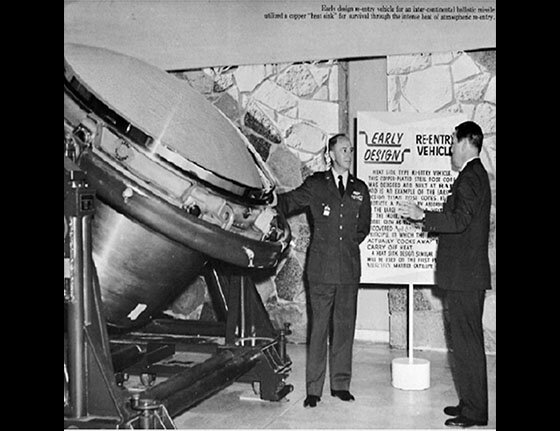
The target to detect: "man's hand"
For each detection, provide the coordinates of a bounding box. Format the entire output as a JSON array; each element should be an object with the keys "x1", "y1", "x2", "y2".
[{"x1": 396, "y1": 201, "x2": 425, "y2": 221}]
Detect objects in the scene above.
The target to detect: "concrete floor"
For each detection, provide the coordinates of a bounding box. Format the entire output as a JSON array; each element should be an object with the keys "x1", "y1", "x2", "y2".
[{"x1": 172, "y1": 341, "x2": 496, "y2": 429}]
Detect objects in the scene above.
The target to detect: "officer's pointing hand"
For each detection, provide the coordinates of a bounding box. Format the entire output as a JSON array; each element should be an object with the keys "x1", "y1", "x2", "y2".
[{"x1": 396, "y1": 201, "x2": 424, "y2": 221}]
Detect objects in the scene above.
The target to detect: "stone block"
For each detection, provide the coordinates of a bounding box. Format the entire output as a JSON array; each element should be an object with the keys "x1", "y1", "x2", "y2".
[
  {"x1": 186, "y1": 304, "x2": 204, "y2": 320},
  {"x1": 480, "y1": 141, "x2": 496, "y2": 179},
  {"x1": 213, "y1": 72, "x2": 235, "y2": 93},
  {"x1": 255, "y1": 100, "x2": 277, "y2": 121},
  {"x1": 309, "y1": 64, "x2": 331, "y2": 87},
  {"x1": 234, "y1": 65, "x2": 266, "y2": 92},
  {"x1": 328, "y1": 66, "x2": 340, "y2": 101},
  {"x1": 266, "y1": 145, "x2": 303, "y2": 191},
  {"x1": 287, "y1": 213, "x2": 311, "y2": 252},
  {"x1": 387, "y1": 53, "x2": 431, "y2": 75},
  {"x1": 459, "y1": 103, "x2": 476, "y2": 120},
  {"x1": 451, "y1": 52, "x2": 481, "y2": 82},
  {"x1": 398, "y1": 95, "x2": 418, "y2": 113},
  {"x1": 264, "y1": 64, "x2": 276, "y2": 79},
  {"x1": 390, "y1": 298, "x2": 496, "y2": 353},
  {"x1": 389, "y1": 310, "x2": 448, "y2": 350},
  {"x1": 455, "y1": 73, "x2": 491, "y2": 102},
  {"x1": 276, "y1": 64, "x2": 318, "y2": 97},
  {"x1": 473, "y1": 103, "x2": 496, "y2": 134},
  {"x1": 266, "y1": 300, "x2": 308, "y2": 344},
  {"x1": 387, "y1": 75, "x2": 400, "y2": 111},
  {"x1": 388, "y1": 288, "x2": 442, "y2": 313},
  {"x1": 239, "y1": 93, "x2": 249, "y2": 110},
  {"x1": 252, "y1": 80, "x2": 299, "y2": 112},
  {"x1": 226, "y1": 85, "x2": 240, "y2": 104},
  {"x1": 402, "y1": 66, "x2": 453, "y2": 112},
  {"x1": 437, "y1": 103, "x2": 463, "y2": 114},
  {"x1": 213, "y1": 93, "x2": 240, "y2": 122},
  {"x1": 168, "y1": 276, "x2": 208, "y2": 317},
  {"x1": 484, "y1": 329, "x2": 496, "y2": 353},
  {"x1": 300, "y1": 164, "x2": 315, "y2": 182},
  {"x1": 283, "y1": 106, "x2": 299, "y2": 118},
  {"x1": 275, "y1": 253, "x2": 305, "y2": 301},
  {"x1": 275, "y1": 63, "x2": 292, "y2": 75},
  {"x1": 431, "y1": 51, "x2": 457, "y2": 65},
  {"x1": 312, "y1": 85, "x2": 329, "y2": 100},
  {"x1": 174, "y1": 70, "x2": 214, "y2": 95},
  {"x1": 484, "y1": 76, "x2": 496, "y2": 104},
  {"x1": 298, "y1": 99, "x2": 341, "y2": 134},
  {"x1": 199, "y1": 301, "x2": 218, "y2": 321},
  {"x1": 244, "y1": 101, "x2": 282, "y2": 144},
  {"x1": 468, "y1": 50, "x2": 496, "y2": 75},
  {"x1": 303, "y1": 150, "x2": 328, "y2": 173},
  {"x1": 285, "y1": 122, "x2": 326, "y2": 154},
  {"x1": 274, "y1": 113, "x2": 300, "y2": 138},
  {"x1": 254, "y1": 276, "x2": 278, "y2": 304},
  {"x1": 292, "y1": 289, "x2": 307, "y2": 304},
  {"x1": 289, "y1": 148, "x2": 314, "y2": 163},
  {"x1": 246, "y1": 133, "x2": 272, "y2": 161},
  {"x1": 484, "y1": 134, "x2": 496, "y2": 151}
]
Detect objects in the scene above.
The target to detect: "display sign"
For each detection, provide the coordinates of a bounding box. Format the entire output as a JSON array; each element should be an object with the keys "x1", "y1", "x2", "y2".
[{"x1": 356, "y1": 112, "x2": 466, "y2": 284}]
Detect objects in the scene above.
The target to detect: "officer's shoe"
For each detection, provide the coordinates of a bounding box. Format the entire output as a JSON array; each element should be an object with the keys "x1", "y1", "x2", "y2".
[
  {"x1": 330, "y1": 390, "x2": 355, "y2": 401},
  {"x1": 444, "y1": 415, "x2": 487, "y2": 427},
  {"x1": 303, "y1": 395, "x2": 321, "y2": 408},
  {"x1": 443, "y1": 405, "x2": 463, "y2": 416}
]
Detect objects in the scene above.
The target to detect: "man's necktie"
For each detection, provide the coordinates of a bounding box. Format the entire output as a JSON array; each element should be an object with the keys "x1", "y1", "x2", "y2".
[{"x1": 338, "y1": 175, "x2": 345, "y2": 197}]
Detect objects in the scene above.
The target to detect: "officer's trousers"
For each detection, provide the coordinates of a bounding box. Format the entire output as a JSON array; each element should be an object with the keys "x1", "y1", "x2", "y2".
[
  {"x1": 445, "y1": 290, "x2": 488, "y2": 422},
  {"x1": 306, "y1": 282, "x2": 359, "y2": 397}
]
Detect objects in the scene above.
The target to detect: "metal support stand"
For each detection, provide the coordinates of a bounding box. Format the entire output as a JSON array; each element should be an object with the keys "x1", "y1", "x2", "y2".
[
  {"x1": 125, "y1": 394, "x2": 176, "y2": 429},
  {"x1": 64, "y1": 157, "x2": 131, "y2": 428},
  {"x1": 120, "y1": 261, "x2": 294, "y2": 404},
  {"x1": 64, "y1": 157, "x2": 293, "y2": 428}
]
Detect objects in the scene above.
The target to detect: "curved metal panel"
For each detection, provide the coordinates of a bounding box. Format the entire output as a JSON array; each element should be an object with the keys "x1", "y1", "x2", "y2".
[
  {"x1": 64, "y1": 43, "x2": 265, "y2": 189},
  {"x1": 92, "y1": 200, "x2": 206, "y2": 329}
]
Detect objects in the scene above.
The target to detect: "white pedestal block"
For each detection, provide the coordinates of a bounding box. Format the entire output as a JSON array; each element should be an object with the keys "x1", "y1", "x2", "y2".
[{"x1": 391, "y1": 357, "x2": 430, "y2": 390}]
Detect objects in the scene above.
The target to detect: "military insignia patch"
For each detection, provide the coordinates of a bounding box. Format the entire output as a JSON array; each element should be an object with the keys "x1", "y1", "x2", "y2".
[{"x1": 351, "y1": 191, "x2": 363, "y2": 201}]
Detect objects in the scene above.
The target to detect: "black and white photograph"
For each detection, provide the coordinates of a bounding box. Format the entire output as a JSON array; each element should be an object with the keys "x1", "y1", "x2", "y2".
[{"x1": 63, "y1": 1, "x2": 496, "y2": 429}]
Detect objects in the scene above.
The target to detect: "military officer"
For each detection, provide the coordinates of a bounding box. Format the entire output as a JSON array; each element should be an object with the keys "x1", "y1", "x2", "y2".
[{"x1": 276, "y1": 133, "x2": 371, "y2": 408}]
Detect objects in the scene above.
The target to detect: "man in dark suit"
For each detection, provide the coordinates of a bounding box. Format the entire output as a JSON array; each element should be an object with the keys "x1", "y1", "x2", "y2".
[
  {"x1": 397, "y1": 121, "x2": 491, "y2": 427},
  {"x1": 276, "y1": 133, "x2": 371, "y2": 408}
]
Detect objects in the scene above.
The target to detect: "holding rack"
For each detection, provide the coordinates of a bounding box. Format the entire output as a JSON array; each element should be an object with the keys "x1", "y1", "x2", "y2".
[{"x1": 64, "y1": 157, "x2": 293, "y2": 429}]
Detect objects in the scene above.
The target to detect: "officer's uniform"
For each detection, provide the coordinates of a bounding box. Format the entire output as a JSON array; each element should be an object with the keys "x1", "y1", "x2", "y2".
[{"x1": 277, "y1": 169, "x2": 371, "y2": 397}]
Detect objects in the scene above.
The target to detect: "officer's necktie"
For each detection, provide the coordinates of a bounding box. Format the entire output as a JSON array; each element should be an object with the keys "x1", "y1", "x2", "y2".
[{"x1": 338, "y1": 175, "x2": 345, "y2": 197}]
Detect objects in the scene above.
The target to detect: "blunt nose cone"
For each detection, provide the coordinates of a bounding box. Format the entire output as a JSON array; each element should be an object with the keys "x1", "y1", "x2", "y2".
[
  {"x1": 64, "y1": 43, "x2": 264, "y2": 189},
  {"x1": 64, "y1": 44, "x2": 290, "y2": 329}
]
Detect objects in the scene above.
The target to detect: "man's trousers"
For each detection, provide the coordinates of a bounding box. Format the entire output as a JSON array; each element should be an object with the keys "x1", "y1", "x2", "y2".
[
  {"x1": 445, "y1": 290, "x2": 488, "y2": 422},
  {"x1": 306, "y1": 282, "x2": 359, "y2": 397}
]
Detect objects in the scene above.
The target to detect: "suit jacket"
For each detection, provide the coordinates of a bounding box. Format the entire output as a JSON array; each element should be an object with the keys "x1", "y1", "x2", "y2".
[
  {"x1": 424, "y1": 158, "x2": 491, "y2": 291},
  {"x1": 277, "y1": 170, "x2": 371, "y2": 284}
]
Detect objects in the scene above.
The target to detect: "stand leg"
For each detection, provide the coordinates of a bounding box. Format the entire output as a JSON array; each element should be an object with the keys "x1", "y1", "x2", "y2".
[{"x1": 408, "y1": 283, "x2": 413, "y2": 364}]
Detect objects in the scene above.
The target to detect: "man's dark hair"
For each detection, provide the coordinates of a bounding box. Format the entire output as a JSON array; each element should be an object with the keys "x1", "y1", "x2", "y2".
[
  {"x1": 455, "y1": 121, "x2": 484, "y2": 152},
  {"x1": 328, "y1": 133, "x2": 349, "y2": 152}
]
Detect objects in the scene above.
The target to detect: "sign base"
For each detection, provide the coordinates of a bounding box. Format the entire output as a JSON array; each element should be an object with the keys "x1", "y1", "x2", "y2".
[{"x1": 391, "y1": 357, "x2": 430, "y2": 390}]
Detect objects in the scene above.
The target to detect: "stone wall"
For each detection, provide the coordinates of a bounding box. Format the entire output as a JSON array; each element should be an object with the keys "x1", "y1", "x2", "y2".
[
  {"x1": 166, "y1": 61, "x2": 346, "y2": 343},
  {"x1": 386, "y1": 50, "x2": 496, "y2": 353},
  {"x1": 164, "y1": 50, "x2": 496, "y2": 352}
]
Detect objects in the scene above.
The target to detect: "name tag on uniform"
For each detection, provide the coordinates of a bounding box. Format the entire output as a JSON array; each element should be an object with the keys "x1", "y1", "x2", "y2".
[
  {"x1": 351, "y1": 191, "x2": 363, "y2": 201},
  {"x1": 323, "y1": 204, "x2": 330, "y2": 216}
]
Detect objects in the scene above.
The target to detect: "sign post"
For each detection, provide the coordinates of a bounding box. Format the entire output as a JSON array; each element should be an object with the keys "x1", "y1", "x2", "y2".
[
  {"x1": 408, "y1": 283, "x2": 413, "y2": 364},
  {"x1": 355, "y1": 111, "x2": 466, "y2": 390}
]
